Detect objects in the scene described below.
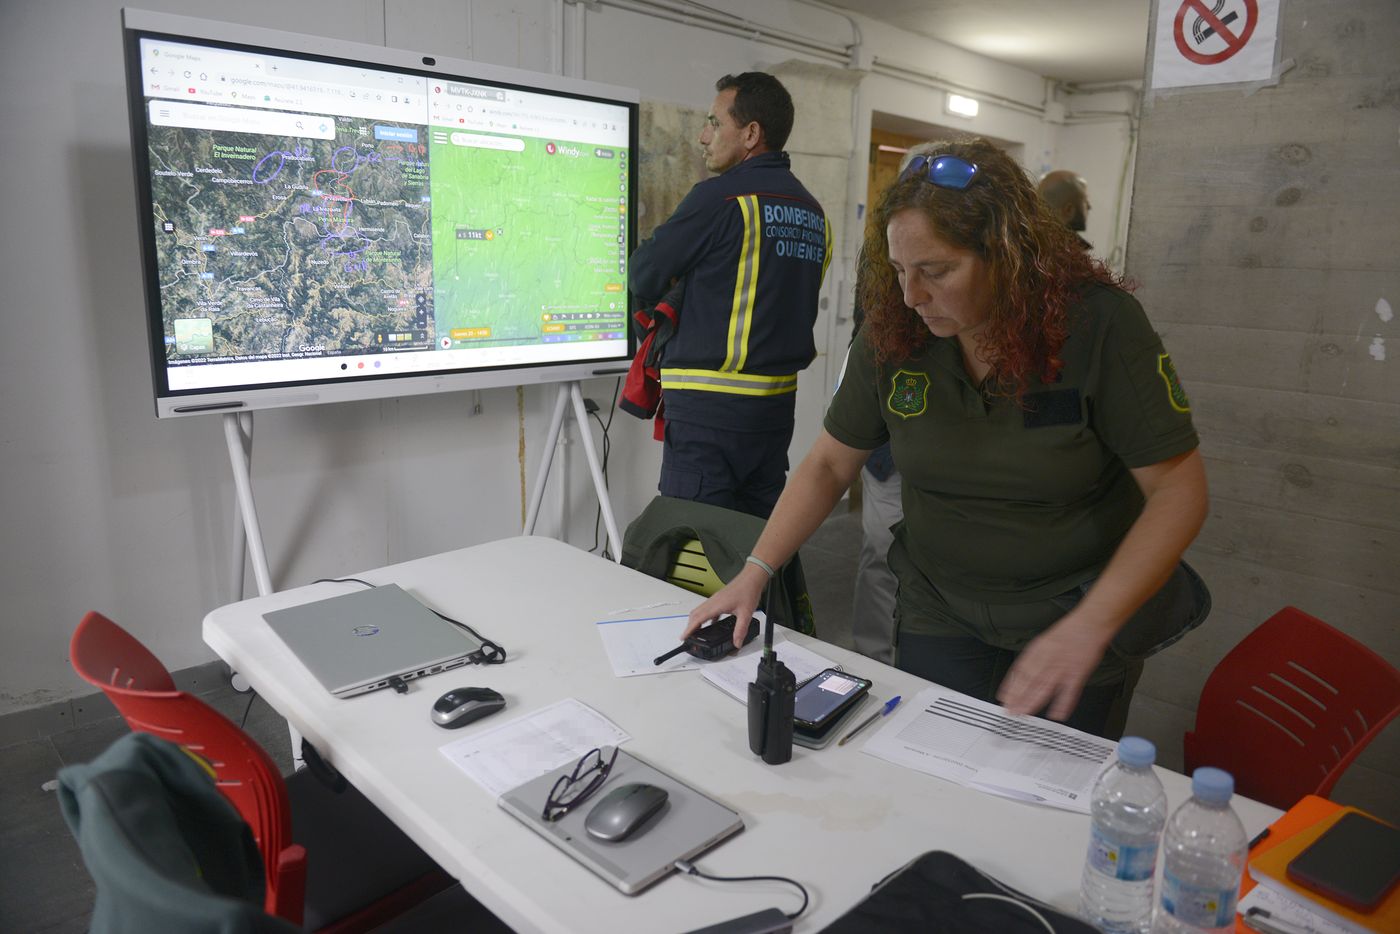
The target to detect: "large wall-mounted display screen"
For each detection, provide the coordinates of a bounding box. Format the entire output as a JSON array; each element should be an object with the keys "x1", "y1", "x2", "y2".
[{"x1": 122, "y1": 10, "x2": 638, "y2": 417}]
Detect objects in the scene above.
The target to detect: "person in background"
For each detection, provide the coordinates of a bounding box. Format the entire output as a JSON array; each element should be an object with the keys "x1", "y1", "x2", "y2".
[
  {"x1": 846, "y1": 142, "x2": 941, "y2": 665},
  {"x1": 628, "y1": 73, "x2": 831, "y2": 519},
  {"x1": 1037, "y1": 169, "x2": 1093, "y2": 250},
  {"x1": 686, "y1": 138, "x2": 1209, "y2": 739}
]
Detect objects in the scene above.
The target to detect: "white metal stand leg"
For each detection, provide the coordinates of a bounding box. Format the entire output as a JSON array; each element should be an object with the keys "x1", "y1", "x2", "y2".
[
  {"x1": 222, "y1": 412, "x2": 304, "y2": 767},
  {"x1": 223, "y1": 413, "x2": 273, "y2": 597},
  {"x1": 227, "y1": 416, "x2": 252, "y2": 695},
  {"x1": 523, "y1": 381, "x2": 623, "y2": 563}
]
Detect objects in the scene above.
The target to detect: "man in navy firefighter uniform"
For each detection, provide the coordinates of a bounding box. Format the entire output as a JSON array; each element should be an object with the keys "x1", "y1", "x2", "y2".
[{"x1": 628, "y1": 72, "x2": 831, "y2": 519}]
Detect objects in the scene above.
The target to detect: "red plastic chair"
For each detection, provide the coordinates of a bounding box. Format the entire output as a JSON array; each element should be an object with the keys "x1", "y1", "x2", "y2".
[
  {"x1": 1183, "y1": 606, "x2": 1400, "y2": 810},
  {"x1": 70, "y1": 611, "x2": 452, "y2": 932}
]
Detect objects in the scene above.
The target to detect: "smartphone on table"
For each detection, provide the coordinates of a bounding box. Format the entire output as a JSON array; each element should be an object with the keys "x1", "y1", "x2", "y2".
[
  {"x1": 1286, "y1": 811, "x2": 1400, "y2": 912},
  {"x1": 792, "y1": 668, "x2": 873, "y2": 738}
]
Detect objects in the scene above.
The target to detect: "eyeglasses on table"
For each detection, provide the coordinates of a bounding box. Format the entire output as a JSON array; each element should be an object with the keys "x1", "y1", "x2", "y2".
[{"x1": 541, "y1": 746, "x2": 619, "y2": 822}]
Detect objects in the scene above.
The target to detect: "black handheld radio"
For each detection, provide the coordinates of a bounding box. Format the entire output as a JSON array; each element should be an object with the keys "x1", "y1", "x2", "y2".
[
  {"x1": 746, "y1": 582, "x2": 794, "y2": 764},
  {"x1": 652, "y1": 615, "x2": 759, "y2": 666}
]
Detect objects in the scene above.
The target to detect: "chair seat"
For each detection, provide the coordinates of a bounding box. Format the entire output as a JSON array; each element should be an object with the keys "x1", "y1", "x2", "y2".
[{"x1": 286, "y1": 770, "x2": 443, "y2": 931}]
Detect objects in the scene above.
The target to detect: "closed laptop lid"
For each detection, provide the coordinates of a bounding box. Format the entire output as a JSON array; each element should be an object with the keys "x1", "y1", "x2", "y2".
[
  {"x1": 263, "y1": 584, "x2": 482, "y2": 697},
  {"x1": 498, "y1": 747, "x2": 743, "y2": 895}
]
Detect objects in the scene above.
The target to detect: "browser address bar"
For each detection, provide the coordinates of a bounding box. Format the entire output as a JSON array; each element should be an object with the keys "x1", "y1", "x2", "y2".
[{"x1": 148, "y1": 101, "x2": 336, "y2": 140}]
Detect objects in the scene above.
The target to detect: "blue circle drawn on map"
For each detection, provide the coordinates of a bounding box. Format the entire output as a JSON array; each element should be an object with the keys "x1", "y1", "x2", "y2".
[
  {"x1": 331, "y1": 146, "x2": 359, "y2": 174},
  {"x1": 252, "y1": 150, "x2": 287, "y2": 185}
]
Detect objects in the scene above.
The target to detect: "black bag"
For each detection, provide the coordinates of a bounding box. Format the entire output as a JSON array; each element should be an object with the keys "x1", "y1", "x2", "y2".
[
  {"x1": 822, "y1": 850, "x2": 1098, "y2": 934},
  {"x1": 1050, "y1": 560, "x2": 1212, "y2": 660}
]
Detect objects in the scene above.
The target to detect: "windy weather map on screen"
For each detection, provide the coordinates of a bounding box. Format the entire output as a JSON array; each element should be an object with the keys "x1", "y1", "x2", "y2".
[{"x1": 124, "y1": 14, "x2": 637, "y2": 416}]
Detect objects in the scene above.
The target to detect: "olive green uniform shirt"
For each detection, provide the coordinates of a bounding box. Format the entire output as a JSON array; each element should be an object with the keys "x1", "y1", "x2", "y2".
[{"x1": 824, "y1": 284, "x2": 1198, "y2": 617}]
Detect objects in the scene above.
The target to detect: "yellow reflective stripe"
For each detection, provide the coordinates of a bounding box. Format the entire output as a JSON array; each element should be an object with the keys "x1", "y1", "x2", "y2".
[
  {"x1": 820, "y1": 217, "x2": 833, "y2": 284},
  {"x1": 661, "y1": 379, "x2": 798, "y2": 397},
  {"x1": 738, "y1": 197, "x2": 760, "y2": 370},
  {"x1": 661, "y1": 367, "x2": 799, "y2": 396},
  {"x1": 724, "y1": 196, "x2": 761, "y2": 372},
  {"x1": 663, "y1": 368, "x2": 797, "y2": 385}
]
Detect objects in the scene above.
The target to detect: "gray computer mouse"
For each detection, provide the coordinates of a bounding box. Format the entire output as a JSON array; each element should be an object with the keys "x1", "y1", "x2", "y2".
[
  {"x1": 583, "y1": 782, "x2": 669, "y2": 842},
  {"x1": 431, "y1": 687, "x2": 505, "y2": 728}
]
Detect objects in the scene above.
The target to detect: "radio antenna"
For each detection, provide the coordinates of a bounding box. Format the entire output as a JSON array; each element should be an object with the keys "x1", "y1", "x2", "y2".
[{"x1": 760, "y1": 576, "x2": 776, "y2": 657}]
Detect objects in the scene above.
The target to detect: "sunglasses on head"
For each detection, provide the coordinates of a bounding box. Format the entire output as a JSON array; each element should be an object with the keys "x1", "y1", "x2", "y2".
[{"x1": 898, "y1": 153, "x2": 979, "y2": 189}]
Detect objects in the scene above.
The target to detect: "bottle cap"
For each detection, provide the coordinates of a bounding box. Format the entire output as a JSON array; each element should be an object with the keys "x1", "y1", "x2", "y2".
[
  {"x1": 1191, "y1": 767, "x2": 1234, "y2": 804},
  {"x1": 1116, "y1": 736, "x2": 1156, "y2": 768}
]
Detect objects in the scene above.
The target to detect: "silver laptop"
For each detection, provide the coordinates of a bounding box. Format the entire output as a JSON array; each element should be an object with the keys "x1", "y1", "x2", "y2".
[
  {"x1": 263, "y1": 584, "x2": 483, "y2": 697},
  {"x1": 498, "y1": 747, "x2": 743, "y2": 895}
]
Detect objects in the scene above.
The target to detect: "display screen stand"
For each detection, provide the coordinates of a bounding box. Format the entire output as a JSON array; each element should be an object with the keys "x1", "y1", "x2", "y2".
[{"x1": 523, "y1": 380, "x2": 622, "y2": 563}]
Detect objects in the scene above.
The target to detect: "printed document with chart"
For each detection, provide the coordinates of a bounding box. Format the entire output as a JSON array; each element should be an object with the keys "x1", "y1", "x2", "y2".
[{"x1": 861, "y1": 687, "x2": 1115, "y2": 813}]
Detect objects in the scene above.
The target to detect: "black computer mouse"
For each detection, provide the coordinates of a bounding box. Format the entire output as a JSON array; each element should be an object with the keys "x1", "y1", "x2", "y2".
[
  {"x1": 583, "y1": 782, "x2": 669, "y2": 842},
  {"x1": 431, "y1": 687, "x2": 506, "y2": 728}
]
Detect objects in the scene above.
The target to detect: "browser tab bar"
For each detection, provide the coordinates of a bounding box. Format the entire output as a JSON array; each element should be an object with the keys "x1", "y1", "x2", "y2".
[
  {"x1": 141, "y1": 36, "x2": 427, "y2": 125},
  {"x1": 445, "y1": 83, "x2": 505, "y2": 101}
]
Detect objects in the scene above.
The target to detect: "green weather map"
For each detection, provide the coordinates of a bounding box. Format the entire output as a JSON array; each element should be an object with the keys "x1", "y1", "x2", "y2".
[{"x1": 428, "y1": 134, "x2": 629, "y2": 348}]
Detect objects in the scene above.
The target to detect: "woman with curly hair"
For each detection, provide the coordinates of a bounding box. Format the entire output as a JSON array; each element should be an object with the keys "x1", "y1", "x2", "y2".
[{"x1": 684, "y1": 138, "x2": 1209, "y2": 739}]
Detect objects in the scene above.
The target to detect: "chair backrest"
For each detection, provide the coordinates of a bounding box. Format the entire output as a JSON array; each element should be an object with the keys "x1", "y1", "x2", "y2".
[
  {"x1": 70, "y1": 611, "x2": 307, "y2": 925},
  {"x1": 621, "y1": 495, "x2": 816, "y2": 635},
  {"x1": 1184, "y1": 606, "x2": 1400, "y2": 809},
  {"x1": 57, "y1": 730, "x2": 300, "y2": 934},
  {"x1": 666, "y1": 538, "x2": 725, "y2": 596}
]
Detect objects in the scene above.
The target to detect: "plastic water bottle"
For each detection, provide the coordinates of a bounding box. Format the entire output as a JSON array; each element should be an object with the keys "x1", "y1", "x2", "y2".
[
  {"x1": 1153, "y1": 767, "x2": 1248, "y2": 934},
  {"x1": 1080, "y1": 736, "x2": 1168, "y2": 933}
]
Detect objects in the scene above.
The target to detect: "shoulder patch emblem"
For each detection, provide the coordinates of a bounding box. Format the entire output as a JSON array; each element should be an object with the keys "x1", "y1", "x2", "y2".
[
  {"x1": 887, "y1": 369, "x2": 930, "y2": 419},
  {"x1": 1156, "y1": 353, "x2": 1190, "y2": 413}
]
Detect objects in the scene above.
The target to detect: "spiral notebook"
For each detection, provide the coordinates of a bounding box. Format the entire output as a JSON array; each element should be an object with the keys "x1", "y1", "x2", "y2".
[{"x1": 700, "y1": 638, "x2": 840, "y2": 703}]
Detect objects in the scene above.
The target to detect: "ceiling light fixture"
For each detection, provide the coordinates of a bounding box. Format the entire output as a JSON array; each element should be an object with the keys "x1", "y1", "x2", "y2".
[{"x1": 946, "y1": 93, "x2": 979, "y2": 118}]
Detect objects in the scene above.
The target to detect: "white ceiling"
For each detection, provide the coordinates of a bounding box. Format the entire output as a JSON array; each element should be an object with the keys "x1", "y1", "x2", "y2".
[{"x1": 819, "y1": 0, "x2": 1153, "y2": 85}]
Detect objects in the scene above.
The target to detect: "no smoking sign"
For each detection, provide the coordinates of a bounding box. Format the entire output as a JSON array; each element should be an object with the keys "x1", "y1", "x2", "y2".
[
  {"x1": 1153, "y1": 0, "x2": 1279, "y2": 89},
  {"x1": 1175, "y1": 0, "x2": 1257, "y2": 64}
]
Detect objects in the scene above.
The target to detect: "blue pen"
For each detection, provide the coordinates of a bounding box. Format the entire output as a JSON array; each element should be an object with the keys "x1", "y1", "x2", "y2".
[{"x1": 838, "y1": 695, "x2": 902, "y2": 746}]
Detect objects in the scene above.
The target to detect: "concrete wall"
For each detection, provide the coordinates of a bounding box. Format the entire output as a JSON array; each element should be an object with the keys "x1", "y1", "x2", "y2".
[
  {"x1": 0, "y1": 0, "x2": 1131, "y2": 734},
  {"x1": 1124, "y1": 0, "x2": 1400, "y2": 822}
]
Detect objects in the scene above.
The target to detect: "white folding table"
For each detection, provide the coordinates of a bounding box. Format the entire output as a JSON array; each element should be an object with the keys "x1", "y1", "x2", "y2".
[{"x1": 203, "y1": 535, "x2": 1281, "y2": 933}]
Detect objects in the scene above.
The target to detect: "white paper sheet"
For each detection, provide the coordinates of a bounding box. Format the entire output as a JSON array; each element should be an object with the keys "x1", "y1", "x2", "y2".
[
  {"x1": 861, "y1": 687, "x2": 1114, "y2": 813},
  {"x1": 594, "y1": 612, "x2": 699, "y2": 677},
  {"x1": 438, "y1": 697, "x2": 631, "y2": 797},
  {"x1": 1238, "y1": 884, "x2": 1358, "y2": 934},
  {"x1": 700, "y1": 634, "x2": 838, "y2": 704}
]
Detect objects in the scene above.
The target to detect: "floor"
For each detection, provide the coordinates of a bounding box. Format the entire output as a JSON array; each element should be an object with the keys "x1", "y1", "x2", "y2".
[{"x1": 0, "y1": 508, "x2": 864, "y2": 933}]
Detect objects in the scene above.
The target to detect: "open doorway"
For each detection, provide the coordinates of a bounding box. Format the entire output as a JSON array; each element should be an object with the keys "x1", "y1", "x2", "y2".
[{"x1": 867, "y1": 113, "x2": 1022, "y2": 218}]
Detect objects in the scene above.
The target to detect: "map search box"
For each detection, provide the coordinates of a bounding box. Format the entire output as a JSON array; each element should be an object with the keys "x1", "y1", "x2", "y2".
[
  {"x1": 148, "y1": 101, "x2": 336, "y2": 140},
  {"x1": 449, "y1": 132, "x2": 525, "y2": 152}
]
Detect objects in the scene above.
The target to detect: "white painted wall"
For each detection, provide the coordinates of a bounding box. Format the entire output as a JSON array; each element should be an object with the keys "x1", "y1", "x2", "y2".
[{"x1": 0, "y1": 0, "x2": 1131, "y2": 717}]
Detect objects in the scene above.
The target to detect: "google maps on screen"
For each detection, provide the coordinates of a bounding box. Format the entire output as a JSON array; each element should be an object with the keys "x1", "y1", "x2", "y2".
[{"x1": 135, "y1": 36, "x2": 632, "y2": 395}]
